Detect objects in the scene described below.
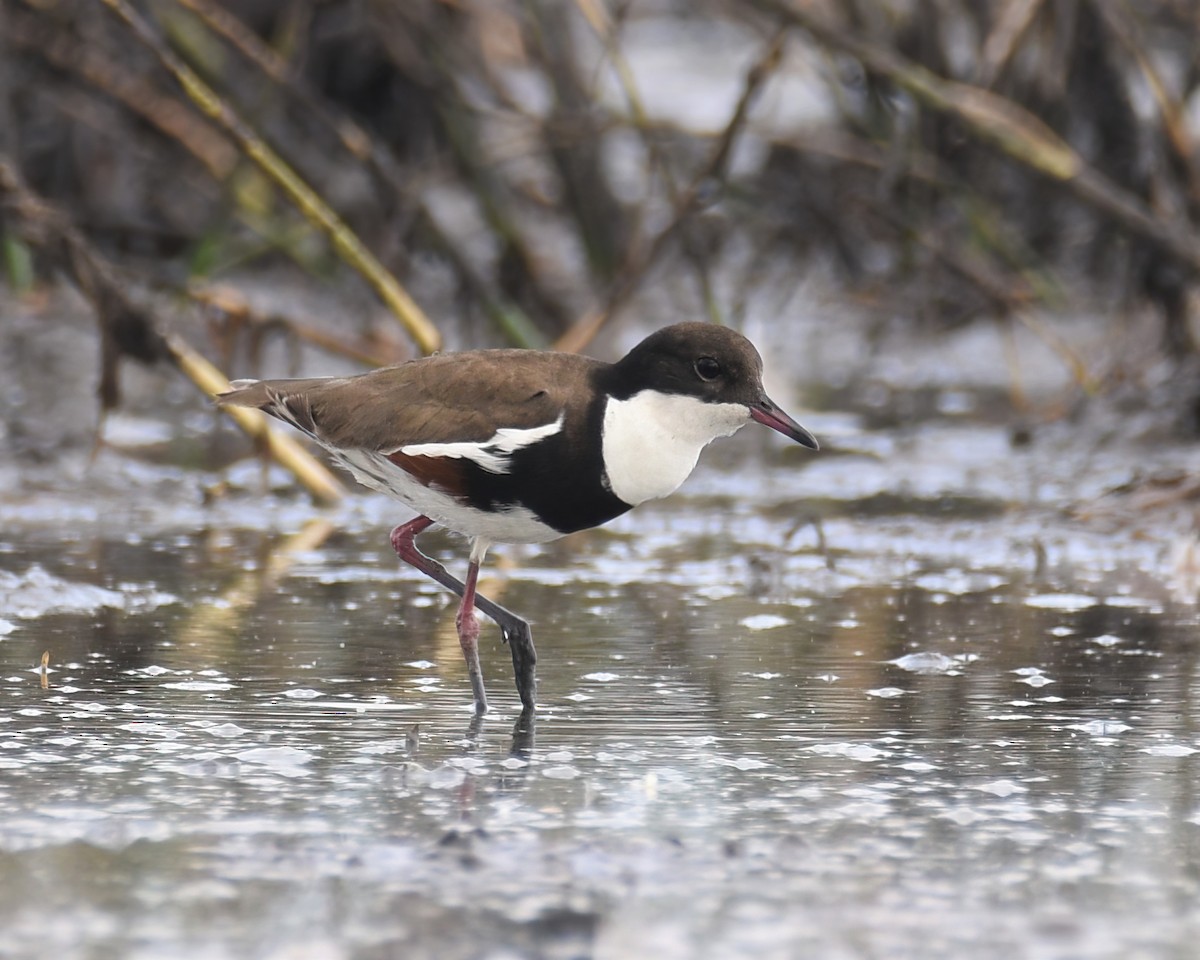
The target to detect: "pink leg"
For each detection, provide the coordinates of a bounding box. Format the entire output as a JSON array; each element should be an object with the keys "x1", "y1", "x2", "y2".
[
  {"x1": 390, "y1": 516, "x2": 537, "y2": 710},
  {"x1": 456, "y1": 559, "x2": 487, "y2": 712},
  {"x1": 391, "y1": 515, "x2": 436, "y2": 555}
]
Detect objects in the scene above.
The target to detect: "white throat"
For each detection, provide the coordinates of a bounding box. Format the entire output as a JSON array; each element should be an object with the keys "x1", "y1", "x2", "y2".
[{"x1": 601, "y1": 390, "x2": 749, "y2": 506}]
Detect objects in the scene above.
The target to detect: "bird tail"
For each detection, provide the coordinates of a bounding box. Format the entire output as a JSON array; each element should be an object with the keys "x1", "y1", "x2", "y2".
[
  {"x1": 215, "y1": 378, "x2": 327, "y2": 438},
  {"x1": 215, "y1": 378, "x2": 273, "y2": 408}
]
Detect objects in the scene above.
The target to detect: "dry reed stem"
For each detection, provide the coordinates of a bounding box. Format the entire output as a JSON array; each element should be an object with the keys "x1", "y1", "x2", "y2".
[
  {"x1": 754, "y1": 0, "x2": 1200, "y2": 275},
  {"x1": 97, "y1": 0, "x2": 442, "y2": 355},
  {"x1": 0, "y1": 156, "x2": 346, "y2": 504},
  {"x1": 555, "y1": 26, "x2": 788, "y2": 353},
  {"x1": 167, "y1": 333, "x2": 347, "y2": 504}
]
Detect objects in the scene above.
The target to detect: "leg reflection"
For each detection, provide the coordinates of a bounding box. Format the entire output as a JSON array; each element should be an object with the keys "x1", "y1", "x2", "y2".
[{"x1": 511, "y1": 706, "x2": 536, "y2": 758}]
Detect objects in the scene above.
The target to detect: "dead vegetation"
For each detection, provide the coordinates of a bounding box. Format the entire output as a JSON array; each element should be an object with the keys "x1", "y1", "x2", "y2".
[{"x1": 2, "y1": 0, "x2": 1200, "y2": 479}]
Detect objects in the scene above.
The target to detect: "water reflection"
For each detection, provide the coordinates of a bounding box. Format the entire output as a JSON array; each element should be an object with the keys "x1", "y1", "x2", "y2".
[{"x1": 1, "y1": 516, "x2": 1198, "y2": 958}]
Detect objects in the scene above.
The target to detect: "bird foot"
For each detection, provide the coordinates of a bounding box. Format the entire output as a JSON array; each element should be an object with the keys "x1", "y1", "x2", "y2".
[{"x1": 501, "y1": 621, "x2": 537, "y2": 710}]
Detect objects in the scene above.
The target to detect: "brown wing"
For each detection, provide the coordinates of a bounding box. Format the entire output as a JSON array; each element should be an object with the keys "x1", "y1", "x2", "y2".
[{"x1": 219, "y1": 349, "x2": 604, "y2": 451}]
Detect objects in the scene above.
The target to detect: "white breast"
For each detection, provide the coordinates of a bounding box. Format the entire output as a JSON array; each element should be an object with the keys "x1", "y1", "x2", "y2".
[{"x1": 601, "y1": 391, "x2": 749, "y2": 506}]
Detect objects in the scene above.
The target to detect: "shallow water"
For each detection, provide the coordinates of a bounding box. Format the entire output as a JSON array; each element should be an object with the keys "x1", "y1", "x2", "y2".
[{"x1": 3, "y1": 400, "x2": 1200, "y2": 959}]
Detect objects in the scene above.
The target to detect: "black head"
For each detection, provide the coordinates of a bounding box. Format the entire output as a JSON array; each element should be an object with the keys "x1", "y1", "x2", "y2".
[
  {"x1": 611, "y1": 322, "x2": 764, "y2": 403},
  {"x1": 608, "y1": 322, "x2": 819, "y2": 449}
]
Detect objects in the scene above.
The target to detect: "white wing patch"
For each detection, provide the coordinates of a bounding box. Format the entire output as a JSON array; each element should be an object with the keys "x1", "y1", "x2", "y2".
[{"x1": 393, "y1": 413, "x2": 565, "y2": 475}]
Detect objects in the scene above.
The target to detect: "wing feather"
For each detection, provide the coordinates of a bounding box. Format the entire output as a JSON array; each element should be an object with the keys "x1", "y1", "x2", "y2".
[{"x1": 217, "y1": 350, "x2": 603, "y2": 452}]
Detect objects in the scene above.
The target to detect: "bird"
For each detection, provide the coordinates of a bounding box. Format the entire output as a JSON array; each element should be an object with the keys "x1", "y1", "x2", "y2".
[{"x1": 217, "y1": 322, "x2": 818, "y2": 713}]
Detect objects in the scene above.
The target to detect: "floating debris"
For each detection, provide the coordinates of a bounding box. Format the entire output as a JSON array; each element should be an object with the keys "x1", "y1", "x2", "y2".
[
  {"x1": 889, "y1": 652, "x2": 961, "y2": 675},
  {"x1": 739, "y1": 614, "x2": 792, "y2": 631}
]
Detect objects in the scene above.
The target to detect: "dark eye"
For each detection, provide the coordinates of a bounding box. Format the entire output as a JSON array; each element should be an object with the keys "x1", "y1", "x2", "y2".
[{"x1": 695, "y1": 357, "x2": 721, "y2": 381}]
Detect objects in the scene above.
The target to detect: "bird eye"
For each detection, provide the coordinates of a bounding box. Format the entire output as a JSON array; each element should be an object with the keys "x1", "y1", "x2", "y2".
[{"x1": 695, "y1": 357, "x2": 721, "y2": 381}]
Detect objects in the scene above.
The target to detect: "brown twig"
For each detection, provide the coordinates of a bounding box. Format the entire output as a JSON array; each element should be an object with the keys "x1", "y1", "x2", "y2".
[
  {"x1": 166, "y1": 0, "x2": 556, "y2": 348},
  {"x1": 0, "y1": 156, "x2": 346, "y2": 504},
  {"x1": 1093, "y1": 0, "x2": 1200, "y2": 204},
  {"x1": 173, "y1": 0, "x2": 376, "y2": 167},
  {"x1": 555, "y1": 26, "x2": 789, "y2": 353},
  {"x1": 8, "y1": 5, "x2": 237, "y2": 178},
  {"x1": 752, "y1": 0, "x2": 1200, "y2": 275},
  {"x1": 189, "y1": 285, "x2": 411, "y2": 370},
  {"x1": 95, "y1": 0, "x2": 443, "y2": 355},
  {"x1": 977, "y1": 0, "x2": 1046, "y2": 88}
]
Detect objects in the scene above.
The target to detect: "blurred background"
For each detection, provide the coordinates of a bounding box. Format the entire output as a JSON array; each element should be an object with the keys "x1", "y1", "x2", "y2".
[{"x1": 2, "y1": 0, "x2": 1200, "y2": 465}]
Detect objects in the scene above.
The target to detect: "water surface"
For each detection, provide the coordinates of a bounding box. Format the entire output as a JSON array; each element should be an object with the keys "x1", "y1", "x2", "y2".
[{"x1": 3, "y1": 402, "x2": 1200, "y2": 958}]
